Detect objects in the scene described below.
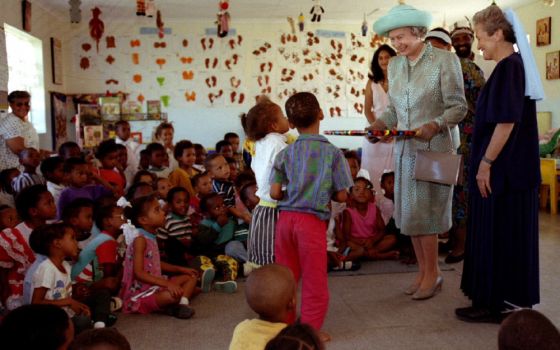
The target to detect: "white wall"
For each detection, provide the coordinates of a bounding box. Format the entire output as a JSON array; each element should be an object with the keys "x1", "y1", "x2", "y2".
[
  {"x1": 59, "y1": 18, "x2": 376, "y2": 150},
  {"x1": 0, "y1": 0, "x2": 71, "y2": 150},
  {"x1": 516, "y1": 1, "x2": 560, "y2": 128}
]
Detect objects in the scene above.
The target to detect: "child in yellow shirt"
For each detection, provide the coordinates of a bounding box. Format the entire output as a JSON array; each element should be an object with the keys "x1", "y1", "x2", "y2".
[
  {"x1": 229, "y1": 264, "x2": 295, "y2": 350},
  {"x1": 168, "y1": 140, "x2": 200, "y2": 197}
]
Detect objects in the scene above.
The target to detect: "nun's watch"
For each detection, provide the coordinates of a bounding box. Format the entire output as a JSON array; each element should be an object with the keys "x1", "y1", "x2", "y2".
[{"x1": 482, "y1": 156, "x2": 494, "y2": 165}]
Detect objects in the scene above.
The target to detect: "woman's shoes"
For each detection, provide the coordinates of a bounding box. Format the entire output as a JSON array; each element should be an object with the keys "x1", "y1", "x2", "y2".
[
  {"x1": 455, "y1": 306, "x2": 506, "y2": 324},
  {"x1": 412, "y1": 275, "x2": 443, "y2": 300},
  {"x1": 445, "y1": 252, "x2": 464, "y2": 264},
  {"x1": 404, "y1": 282, "x2": 421, "y2": 295}
]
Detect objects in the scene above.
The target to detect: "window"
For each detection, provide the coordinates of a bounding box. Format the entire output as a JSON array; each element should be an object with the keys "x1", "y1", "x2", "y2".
[{"x1": 4, "y1": 23, "x2": 46, "y2": 133}]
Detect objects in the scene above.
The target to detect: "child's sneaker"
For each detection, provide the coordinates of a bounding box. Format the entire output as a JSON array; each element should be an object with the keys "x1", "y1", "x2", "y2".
[
  {"x1": 243, "y1": 261, "x2": 260, "y2": 276},
  {"x1": 214, "y1": 280, "x2": 237, "y2": 293},
  {"x1": 331, "y1": 261, "x2": 361, "y2": 272},
  {"x1": 201, "y1": 267, "x2": 216, "y2": 293},
  {"x1": 168, "y1": 304, "x2": 195, "y2": 319}
]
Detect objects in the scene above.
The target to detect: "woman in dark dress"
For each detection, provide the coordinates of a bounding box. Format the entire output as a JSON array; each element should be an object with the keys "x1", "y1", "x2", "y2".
[{"x1": 456, "y1": 5, "x2": 544, "y2": 323}]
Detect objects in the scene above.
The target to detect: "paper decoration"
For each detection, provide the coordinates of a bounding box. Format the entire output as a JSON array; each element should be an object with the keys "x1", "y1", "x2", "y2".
[
  {"x1": 89, "y1": 7, "x2": 104, "y2": 52},
  {"x1": 80, "y1": 57, "x2": 90, "y2": 70},
  {"x1": 69, "y1": 0, "x2": 82, "y2": 23},
  {"x1": 106, "y1": 36, "x2": 116, "y2": 48}
]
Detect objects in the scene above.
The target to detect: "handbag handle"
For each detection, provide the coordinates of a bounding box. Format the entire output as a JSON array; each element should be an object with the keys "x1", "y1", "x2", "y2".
[{"x1": 427, "y1": 122, "x2": 454, "y2": 153}]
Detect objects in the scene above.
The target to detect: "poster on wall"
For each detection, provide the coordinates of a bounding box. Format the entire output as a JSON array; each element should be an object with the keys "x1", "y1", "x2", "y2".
[
  {"x1": 51, "y1": 38, "x2": 63, "y2": 85},
  {"x1": 51, "y1": 93, "x2": 67, "y2": 149}
]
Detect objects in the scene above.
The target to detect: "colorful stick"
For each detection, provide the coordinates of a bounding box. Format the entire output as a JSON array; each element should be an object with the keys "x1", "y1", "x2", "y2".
[{"x1": 323, "y1": 130, "x2": 417, "y2": 137}]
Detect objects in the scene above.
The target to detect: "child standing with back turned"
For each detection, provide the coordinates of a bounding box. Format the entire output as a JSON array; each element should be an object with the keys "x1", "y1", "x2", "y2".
[
  {"x1": 240, "y1": 96, "x2": 289, "y2": 270},
  {"x1": 270, "y1": 92, "x2": 353, "y2": 342}
]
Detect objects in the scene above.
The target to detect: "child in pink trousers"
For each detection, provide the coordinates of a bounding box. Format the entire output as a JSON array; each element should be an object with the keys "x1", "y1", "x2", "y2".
[{"x1": 270, "y1": 92, "x2": 352, "y2": 342}]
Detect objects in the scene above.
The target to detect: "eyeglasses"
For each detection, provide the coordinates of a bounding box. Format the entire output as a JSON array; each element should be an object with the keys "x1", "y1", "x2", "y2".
[{"x1": 14, "y1": 102, "x2": 30, "y2": 107}]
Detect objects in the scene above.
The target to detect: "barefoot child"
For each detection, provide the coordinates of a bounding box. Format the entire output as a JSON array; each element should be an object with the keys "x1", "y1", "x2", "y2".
[
  {"x1": 270, "y1": 92, "x2": 353, "y2": 341},
  {"x1": 341, "y1": 177, "x2": 398, "y2": 261},
  {"x1": 121, "y1": 194, "x2": 198, "y2": 319},
  {"x1": 229, "y1": 264, "x2": 295, "y2": 350}
]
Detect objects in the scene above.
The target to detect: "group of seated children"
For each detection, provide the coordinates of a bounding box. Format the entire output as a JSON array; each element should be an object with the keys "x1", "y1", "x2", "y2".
[{"x1": 0, "y1": 119, "x2": 262, "y2": 335}]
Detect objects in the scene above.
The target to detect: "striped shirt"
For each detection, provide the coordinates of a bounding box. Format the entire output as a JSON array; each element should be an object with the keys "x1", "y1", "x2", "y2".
[
  {"x1": 270, "y1": 134, "x2": 353, "y2": 221},
  {"x1": 157, "y1": 213, "x2": 193, "y2": 246},
  {"x1": 212, "y1": 179, "x2": 235, "y2": 208},
  {"x1": 11, "y1": 172, "x2": 45, "y2": 195}
]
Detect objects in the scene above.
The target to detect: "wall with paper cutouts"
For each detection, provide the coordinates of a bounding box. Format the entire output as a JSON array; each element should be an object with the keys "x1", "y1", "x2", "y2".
[{"x1": 63, "y1": 19, "x2": 386, "y2": 149}]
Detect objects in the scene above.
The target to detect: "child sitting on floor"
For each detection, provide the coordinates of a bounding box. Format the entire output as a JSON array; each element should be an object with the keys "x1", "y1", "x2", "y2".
[
  {"x1": 169, "y1": 140, "x2": 199, "y2": 197},
  {"x1": 146, "y1": 143, "x2": 171, "y2": 179},
  {"x1": 344, "y1": 150, "x2": 370, "y2": 180},
  {"x1": 0, "y1": 205, "x2": 19, "y2": 230},
  {"x1": 0, "y1": 304, "x2": 75, "y2": 349},
  {"x1": 120, "y1": 194, "x2": 198, "y2": 319},
  {"x1": 62, "y1": 198, "x2": 95, "y2": 247},
  {"x1": 224, "y1": 132, "x2": 245, "y2": 172},
  {"x1": 193, "y1": 144, "x2": 207, "y2": 172},
  {"x1": 191, "y1": 171, "x2": 213, "y2": 213},
  {"x1": 377, "y1": 171, "x2": 414, "y2": 263},
  {"x1": 341, "y1": 177, "x2": 398, "y2": 261},
  {"x1": 229, "y1": 264, "x2": 294, "y2": 350},
  {"x1": 70, "y1": 204, "x2": 125, "y2": 326},
  {"x1": 41, "y1": 156, "x2": 66, "y2": 206},
  {"x1": 157, "y1": 187, "x2": 195, "y2": 266},
  {"x1": 216, "y1": 140, "x2": 234, "y2": 159},
  {"x1": 95, "y1": 140, "x2": 126, "y2": 197},
  {"x1": 197, "y1": 193, "x2": 248, "y2": 264},
  {"x1": 265, "y1": 323, "x2": 325, "y2": 350},
  {"x1": 29, "y1": 223, "x2": 93, "y2": 334},
  {"x1": 12, "y1": 148, "x2": 44, "y2": 195},
  {"x1": 132, "y1": 170, "x2": 156, "y2": 187},
  {"x1": 0, "y1": 168, "x2": 20, "y2": 207},
  {"x1": 155, "y1": 177, "x2": 171, "y2": 202},
  {"x1": 70, "y1": 328, "x2": 132, "y2": 350},
  {"x1": 0, "y1": 185, "x2": 57, "y2": 311},
  {"x1": 206, "y1": 154, "x2": 251, "y2": 224},
  {"x1": 57, "y1": 158, "x2": 113, "y2": 219}
]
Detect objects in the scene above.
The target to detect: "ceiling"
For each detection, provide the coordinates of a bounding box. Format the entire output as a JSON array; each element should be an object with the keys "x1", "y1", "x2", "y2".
[{"x1": 35, "y1": 0, "x2": 539, "y2": 27}]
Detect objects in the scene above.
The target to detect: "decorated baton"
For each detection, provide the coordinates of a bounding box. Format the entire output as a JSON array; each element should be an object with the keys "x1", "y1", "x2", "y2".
[{"x1": 323, "y1": 129, "x2": 418, "y2": 137}]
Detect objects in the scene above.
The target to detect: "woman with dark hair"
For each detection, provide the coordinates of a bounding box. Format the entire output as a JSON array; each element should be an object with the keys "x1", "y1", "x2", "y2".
[{"x1": 362, "y1": 44, "x2": 397, "y2": 194}]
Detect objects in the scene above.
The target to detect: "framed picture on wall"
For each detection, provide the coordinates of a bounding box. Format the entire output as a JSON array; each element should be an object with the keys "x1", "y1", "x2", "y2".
[
  {"x1": 537, "y1": 17, "x2": 551, "y2": 46},
  {"x1": 546, "y1": 51, "x2": 559, "y2": 80}
]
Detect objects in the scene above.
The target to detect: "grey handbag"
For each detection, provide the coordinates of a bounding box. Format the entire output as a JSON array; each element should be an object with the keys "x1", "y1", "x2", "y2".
[{"x1": 413, "y1": 125, "x2": 464, "y2": 186}]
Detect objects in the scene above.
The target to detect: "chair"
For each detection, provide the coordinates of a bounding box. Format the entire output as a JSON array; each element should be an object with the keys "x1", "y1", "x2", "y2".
[{"x1": 540, "y1": 158, "x2": 558, "y2": 215}]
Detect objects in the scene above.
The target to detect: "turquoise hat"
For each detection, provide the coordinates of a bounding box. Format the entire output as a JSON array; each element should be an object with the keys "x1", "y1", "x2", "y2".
[{"x1": 373, "y1": 3, "x2": 432, "y2": 37}]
